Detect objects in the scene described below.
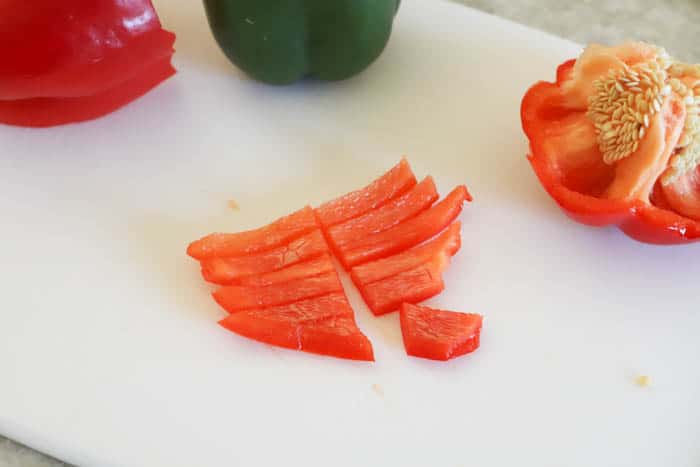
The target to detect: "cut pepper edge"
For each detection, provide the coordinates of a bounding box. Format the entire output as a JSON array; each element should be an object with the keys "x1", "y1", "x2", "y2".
[{"x1": 522, "y1": 58, "x2": 700, "y2": 244}]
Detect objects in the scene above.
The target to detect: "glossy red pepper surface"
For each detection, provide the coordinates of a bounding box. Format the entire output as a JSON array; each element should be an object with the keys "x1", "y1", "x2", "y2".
[{"x1": 0, "y1": 0, "x2": 176, "y2": 127}]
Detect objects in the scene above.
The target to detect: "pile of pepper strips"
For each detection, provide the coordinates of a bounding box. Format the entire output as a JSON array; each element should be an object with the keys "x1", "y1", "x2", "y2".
[{"x1": 187, "y1": 160, "x2": 483, "y2": 361}]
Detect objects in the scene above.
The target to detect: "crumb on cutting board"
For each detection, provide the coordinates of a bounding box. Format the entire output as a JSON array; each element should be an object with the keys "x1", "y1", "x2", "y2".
[
  {"x1": 227, "y1": 199, "x2": 240, "y2": 211},
  {"x1": 372, "y1": 383, "x2": 384, "y2": 398},
  {"x1": 635, "y1": 375, "x2": 651, "y2": 387}
]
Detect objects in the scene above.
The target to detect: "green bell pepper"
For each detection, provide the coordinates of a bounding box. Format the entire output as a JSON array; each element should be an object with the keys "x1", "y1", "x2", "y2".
[{"x1": 203, "y1": 0, "x2": 401, "y2": 84}]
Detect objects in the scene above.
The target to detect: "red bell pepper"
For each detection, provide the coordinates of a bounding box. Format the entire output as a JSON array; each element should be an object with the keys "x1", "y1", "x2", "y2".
[
  {"x1": 299, "y1": 315, "x2": 375, "y2": 362},
  {"x1": 351, "y1": 222, "x2": 462, "y2": 315},
  {"x1": 521, "y1": 43, "x2": 700, "y2": 244},
  {"x1": 219, "y1": 293, "x2": 374, "y2": 361},
  {"x1": 212, "y1": 271, "x2": 344, "y2": 314},
  {"x1": 315, "y1": 158, "x2": 417, "y2": 228},
  {"x1": 350, "y1": 221, "x2": 461, "y2": 285},
  {"x1": 234, "y1": 253, "x2": 336, "y2": 287},
  {"x1": 0, "y1": 0, "x2": 176, "y2": 127},
  {"x1": 199, "y1": 229, "x2": 330, "y2": 285},
  {"x1": 188, "y1": 206, "x2": 318, "y2": 260},
  {"x1": 326, "y1": 176, "x2": 439, "y2": 254},
  {"x1": 357, "y1": 261, "x2": 445, "y2": 316},
  {"x1": 339, "y1": 185, "x2": 471, "y2": 268},
  {"x1": 400, "y1": 304, "x2": 482, "y2": 361}
]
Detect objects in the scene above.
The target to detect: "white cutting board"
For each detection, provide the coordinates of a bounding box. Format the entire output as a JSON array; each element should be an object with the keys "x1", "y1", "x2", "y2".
[{"x1": 2, "y1": 1, "x2": 699, "y2": 466}]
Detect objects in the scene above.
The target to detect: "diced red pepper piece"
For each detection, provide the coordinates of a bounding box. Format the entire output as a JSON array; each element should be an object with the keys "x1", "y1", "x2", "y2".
[
  {"x1": 219, "y1": 293, "x2": 374, "y2": 361},
  {"x1": 212, "y1": 271, "x2": 343, "y2": 313},
  {"x1": 237, "y1": 253, "x2": 336, "y2": 287},
  {"x1": 340, "y1": 185, "x2": 471, "y2": 268},
  {"x1": 326, "y1": 176, "x2": 439, "y2": 254},
  {"x1": 0, "y1": 55, "x2": 175, "y2": 127},
  {"x1": 400, "y1": 303, "x2": 483, "y2": 361},
  {"x1": 350, "y1": 221, "x2": 461, "y2": 285},
  {"x1": 315, "y1": 159, "x2": 417, "y2": 228},
  {"x1": 199, "y1": 229, "x2": 329, "y2": 285},
  {"x1": 356, "y1": 259, "x2": 446, "y2": 316},
  {"x1": 187, "y1": 206, "x2": 318, "y2": 260}
]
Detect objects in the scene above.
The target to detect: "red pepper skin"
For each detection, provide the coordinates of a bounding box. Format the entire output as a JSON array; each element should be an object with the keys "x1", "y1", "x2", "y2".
[
  {"x1": 521, "y1": 60, "x2": 700, "y2": 244},
  {"x1": 0, "y1": 0, "x2": 175, "y2": 126},
  {"x1": 0, "y1": 57, "x2": 175, "y2": 127}
]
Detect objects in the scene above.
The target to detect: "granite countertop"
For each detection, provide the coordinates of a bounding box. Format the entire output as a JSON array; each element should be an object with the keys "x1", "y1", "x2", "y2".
[
  {"x1": 466, "y1": 0, "x2": 699, "y2": 62},
  {"x1": 2, "y1": 1, "x2": 697, "y2": 465}
]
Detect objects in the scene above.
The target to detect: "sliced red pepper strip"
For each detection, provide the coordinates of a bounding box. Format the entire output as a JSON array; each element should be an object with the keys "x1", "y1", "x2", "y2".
[
  {"x1": 0, "y1": 55, "x2": 175, "y2": 128},
  {"x1": 350, "y1": 221, "x2": 461, "y2": 285},
  {"x1": 340, "y1": 185, "x2": 471, "y2": 268},
  {"x1": 212, "y1": 271, "x2": 343, "y2": 313},
  {"x1": 315, "y1": 159, "x2": 417, "y2": 228},
  {"x1": 521, "y1": 51, "x2": 700, "y2": 244},
  {"x1": 326, "y1": 176, "x2": 439, "y2": 254},
  {"x1": 299, "y1": 315, "x2": 375, "y2": 362},
  {"x1": 218, "y1": 293, "x2": 374, "y2": 361},
  {"x1": 400, "y1": 303, "x2": 482, "y2": 361},
  {"x1": 356, "y1": 257, "x2": 447, "y2": 316},
  {"x1": 237, "y1": 253, "x2": 336, "y2": 287},
  {"x1": 199, "y1": 229, "x2": 329, "y2": 285},
  {"x1": 187, "y1": 206, "x2": 318, "y2": 260}
]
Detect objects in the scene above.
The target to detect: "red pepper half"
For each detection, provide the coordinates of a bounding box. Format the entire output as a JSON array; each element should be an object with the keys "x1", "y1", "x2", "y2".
[
  {"x1": 521, "y1": 43, "x2": 700, "y2": 244},
  {"x1": 0, "y1": 0, "x2": 176, "y2": 127}
]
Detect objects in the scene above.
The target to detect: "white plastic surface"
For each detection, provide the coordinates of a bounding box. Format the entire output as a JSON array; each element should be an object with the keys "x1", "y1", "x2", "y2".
[{"x1": 1, "y1": 1, "x2": 699, "y2": 466}]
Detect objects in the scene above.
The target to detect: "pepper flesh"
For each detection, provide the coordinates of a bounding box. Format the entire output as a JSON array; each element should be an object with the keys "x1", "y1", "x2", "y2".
[
  {"x1": 351, "y1": 222, "x2": 462, "y2": 315},
  {"x1": 199, "y1": 229, "x2": 330, "y2": 285},
  {"x1": 521, "y1": 44, "x2": 700, "y2": 244},
  {"x1": 315, "y1": 158, "x2": 417, "y2": 229},
  {"x1": 188, "y1": 206, "x2": 318, "y2": 260},
  {"x1": 326, "y1": 176, "x2": 439, "y2": 255},
  {"x1": 399, "y1": 304, "x2": 483, "y2": 361},
  {"x1": 219, "y1": 293, "x2": 374, "y2": 361},
  {"x1": 339, "y1": 185, "x2": 471, "y2": 268},
  {"x1": 212, "y1": 271, "x2": 344, "y2": 313},
  {"x1": 350, "y1": 221, "x2": 461, "y2": 285}
]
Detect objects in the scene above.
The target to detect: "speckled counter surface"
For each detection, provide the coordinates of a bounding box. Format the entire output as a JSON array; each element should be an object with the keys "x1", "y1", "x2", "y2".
[
  {"x1": 1, "y1": 1, "x2": 696, "y2": 465},
  {"x1": 464, "y1": 0, "x2": 699, "y2": 62}
]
